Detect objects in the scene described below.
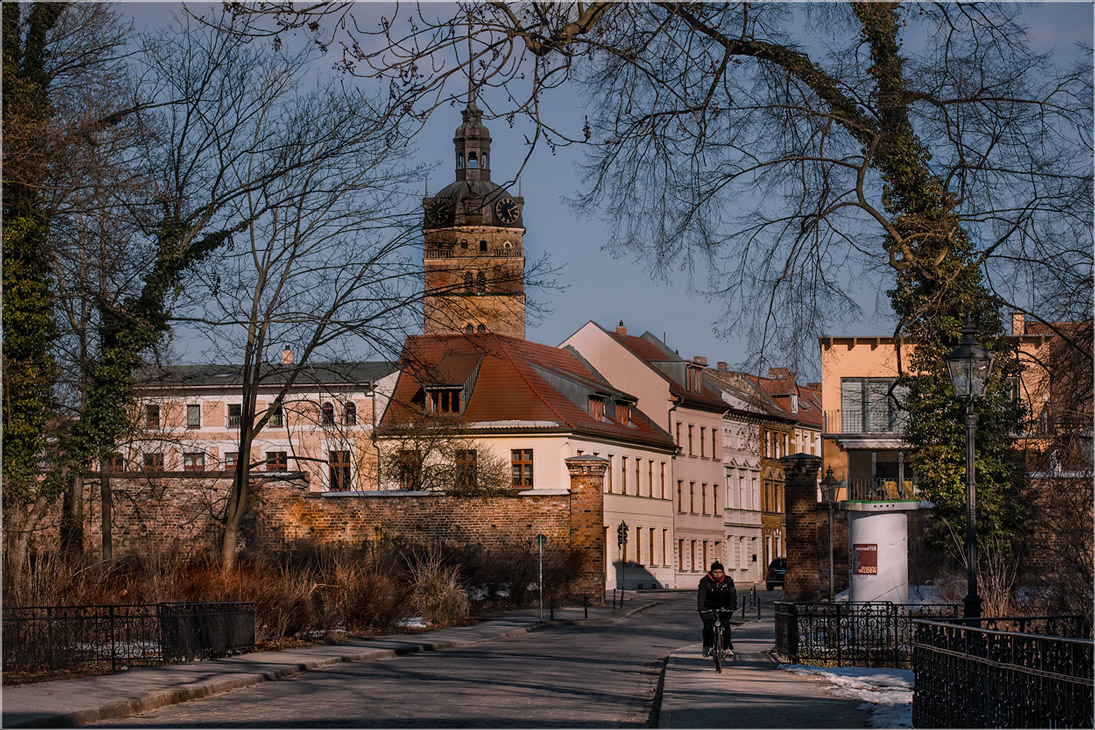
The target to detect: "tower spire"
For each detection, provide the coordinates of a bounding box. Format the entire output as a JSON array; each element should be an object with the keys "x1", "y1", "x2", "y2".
[
  {"x1": 466, "y1": 11, "x2": 478, "y2": 112},
  {"x1": 453, "y1": 11, "x2": 490, "y2": 184}
]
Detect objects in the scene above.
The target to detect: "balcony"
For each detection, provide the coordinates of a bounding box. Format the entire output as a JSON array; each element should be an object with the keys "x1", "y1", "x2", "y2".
[
  {"x1": 424, "y1": 249, "x2": 523, "y2": 259},
  {"x1": 823, "y1": 409, "x2": 908, "y2": 436},
  {"x1": 841, "y1": 477, "x2": 919, "y2": 502}
]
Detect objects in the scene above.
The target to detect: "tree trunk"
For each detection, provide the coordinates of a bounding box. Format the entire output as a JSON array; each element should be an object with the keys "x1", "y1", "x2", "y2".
[
  {"x1": 4, "y1": 494, "x2": 51, "y2": 597},
  {"x1": 220, "y1": 429, "x2": 255, "y2": 571},
  {"x1": 60, "y1": 473, "x2": 84, "y2": 555},
  {"x1": 100, "y1": 460, "x2": 113, "y2": 562}
]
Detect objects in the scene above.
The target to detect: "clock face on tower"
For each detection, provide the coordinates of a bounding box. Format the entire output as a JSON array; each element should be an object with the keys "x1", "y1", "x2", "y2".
[
  {"x1": 425, "y1": 199, "x2": 447, "y2": 225},
  {"x1": 494, "y1": 197, "x2": 521, "y2": 225}
]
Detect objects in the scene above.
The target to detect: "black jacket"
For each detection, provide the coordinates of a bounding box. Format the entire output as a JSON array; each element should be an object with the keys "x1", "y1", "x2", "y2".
[{"x1": 697, "y1": 573, "x2": 737, "y2": 611}]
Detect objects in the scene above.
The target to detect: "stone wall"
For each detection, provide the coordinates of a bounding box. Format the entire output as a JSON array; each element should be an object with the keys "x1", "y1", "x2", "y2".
[
  {"x1": 255, "y1": 482, "x2": 571, "y2": 552},
  {"x1": 33, "y1": 473, "x2": 595, "y2": 598}
]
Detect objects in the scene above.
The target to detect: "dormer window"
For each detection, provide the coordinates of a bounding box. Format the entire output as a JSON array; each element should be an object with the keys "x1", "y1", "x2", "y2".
[
  {"x1": 589, "y1": 396, "x2": 605, "y2": 421},
  {"x1": 790, "y1": 394, "x2": 799, "y2": 414},
  {"x1": 686, "y1": 365, "x2": 703, "y2": 392},
  {"x1": 428, "y1": 388, "x2": 462, "y2": 414},
  {"x1": 615, "y1": 402, "x2": 631, "y2": 424}
]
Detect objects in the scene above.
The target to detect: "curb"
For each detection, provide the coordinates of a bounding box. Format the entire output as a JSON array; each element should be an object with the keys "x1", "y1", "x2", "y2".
[{"x1": 4, "y1": 601, "x2": 660, "y2": 728}]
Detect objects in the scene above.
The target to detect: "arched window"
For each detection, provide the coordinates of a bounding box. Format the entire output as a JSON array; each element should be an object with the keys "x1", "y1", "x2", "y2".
[
  {"x1": 343, "y1": 402, "x2": 357, "y2": 426},
  {"x1": 479, "y1": 240, "x2": 487, "y2": 252},
  {"x1": 477, "y1": 324, "x2": 487, "y2": 334},
  {"x1": 467, "y1": 152, "x2": 478, "y2": 168},
  {"x1": 503, "y1": 241, "x2": 512, "y2": 251},
  {"x1": 321, "y1": 402, "x2": 335, "y2": 426},
  {"x1": 457, "y1": 154, "x2": 464, "y2": 169},
  {"x1": 464, "y1": 323, "x2": 474, "y2": 335},
  {"x1": 460, "y1": 239, "x2": 469, "y2": 250},
  {"x1": 483, "y1": 154, "x2": 488, "y2": 169},
  {"x1": 463, "y1": 272, "x2": 474, "y2": 293},
  {"x1": 476, "y1": 271, "x2": 486, "y2": 294}
]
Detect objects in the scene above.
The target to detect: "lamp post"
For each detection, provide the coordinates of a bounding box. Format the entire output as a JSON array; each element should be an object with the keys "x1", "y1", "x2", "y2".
[
  {"x1": 617, "y1": 521, "x2": 629, "y2": 601},
  {"x1": 535, "y1": 534, "x2": 547, "y2": 620},
  {"x1": 820, "y1": 467, "x2": 841, "y2": 602},
  {"x1": 944, "y1": 322, "x2": 995, "y2": 621}
]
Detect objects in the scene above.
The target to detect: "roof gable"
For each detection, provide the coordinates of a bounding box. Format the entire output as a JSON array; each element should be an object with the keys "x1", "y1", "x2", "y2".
[{"x1": 381, "y1": 334, "x2": 674, "y2": 450}]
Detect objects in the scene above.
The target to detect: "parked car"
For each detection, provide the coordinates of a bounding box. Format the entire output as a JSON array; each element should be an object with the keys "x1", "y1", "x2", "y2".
[{"x1": 766, "y1": 558, "x2": 787, "y2": 591}]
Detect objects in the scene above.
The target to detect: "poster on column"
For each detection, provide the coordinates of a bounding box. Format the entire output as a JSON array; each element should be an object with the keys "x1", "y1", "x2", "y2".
[{"x1": 852, "y1": 543, "x2": 878, "y2": 575}]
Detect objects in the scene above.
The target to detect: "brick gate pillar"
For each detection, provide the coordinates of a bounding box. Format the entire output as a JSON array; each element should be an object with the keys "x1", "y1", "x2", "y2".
[
  {"x1": 565, "y1": 455, "x2": 608, "y2": 602},
  {"x1": 779, "y1": 453, "x2": 823, "y2": 602}
]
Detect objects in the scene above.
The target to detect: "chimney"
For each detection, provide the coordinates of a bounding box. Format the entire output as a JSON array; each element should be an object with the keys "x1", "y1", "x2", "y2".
[
  {"x1": 717, "y1": 362, "x2": 728, "y2": 371},
  {"x1": 768, "y1": 367, "x2": 789, "y2": 379},
  {"x1": 282, "y1": 345, "x2": 293, "y2": 365},
  {"x1": 616, "y1": 320, "x2": 627, "y2": 337},
  {"x1": 693, "y1": 356, "x2": 708, "y2": 367},
  {"x1": 807, "y1": 382, "x2": 821, "y2": 390},
  {"x1": 1011, "y1": 312, "x2": 1025, "y2": 336}
]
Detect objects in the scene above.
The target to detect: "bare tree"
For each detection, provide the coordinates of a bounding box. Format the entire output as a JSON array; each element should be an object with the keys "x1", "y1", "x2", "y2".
[
  {"x1": 376, "y1": 415, "x2": 513, "y2": 497},
  {"x1": 228, "y1": 2, "x2": 1092, "y2": 367},
  {"x1": 171, "y1": 67, "x2": 426, "y2": 567}
]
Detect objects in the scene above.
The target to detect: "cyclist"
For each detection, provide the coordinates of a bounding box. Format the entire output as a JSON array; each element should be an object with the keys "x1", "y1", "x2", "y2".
[{"x1": 697, "y1": 561, "x2": 737, "y2": 657}]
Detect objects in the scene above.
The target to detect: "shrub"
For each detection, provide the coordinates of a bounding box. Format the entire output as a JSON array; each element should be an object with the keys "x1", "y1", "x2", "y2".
[{"x1": 405, "y1": 545, "x2": 469, "y2": 627}]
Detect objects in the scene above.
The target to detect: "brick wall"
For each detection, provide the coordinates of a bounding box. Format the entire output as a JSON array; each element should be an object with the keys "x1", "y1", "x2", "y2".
[
  {"x1": 255, "y1": 482, "x2": 570, "y2": 552},
  {"x1": 565, "y1": 456, "x2": 608, "y2": 598},
  {"x1": 44, "y1": 474, "x2": 582, "y2": 576},
  {"x1": 780, "y1": 454, "x2": 823, "y2": 601}
]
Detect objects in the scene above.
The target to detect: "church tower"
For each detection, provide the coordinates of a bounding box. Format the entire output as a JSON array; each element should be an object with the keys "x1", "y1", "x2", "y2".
[{"x1": 421, "y1": 91, "x2": 526, "y2": 339}]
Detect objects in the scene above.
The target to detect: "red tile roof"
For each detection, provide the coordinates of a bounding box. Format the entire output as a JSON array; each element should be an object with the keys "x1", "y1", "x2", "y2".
[
  {"x1": 381, "y1": 334, "x2": 675, "y2": 450},
  {"x1": 739, "y1": 370, "x2": 824, "y2": 429},
  {"x1": 606, "y1": 329, "x2": 728, "y2": 413}
]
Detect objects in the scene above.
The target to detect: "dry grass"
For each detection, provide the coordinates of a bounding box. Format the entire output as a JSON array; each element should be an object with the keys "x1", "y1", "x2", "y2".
[
  {"x1": 3, "y1": 540, "x2": 581, "y2": 642},
  {"x1": 405, "y1": 544, "x2": 469, "y2": 627}
]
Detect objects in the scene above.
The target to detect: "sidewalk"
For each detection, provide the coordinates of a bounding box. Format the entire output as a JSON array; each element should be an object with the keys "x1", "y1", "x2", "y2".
[
  {"x1": 2, "y1": 600, "x2": 655, "y2": 729},
  {"x1": 657, "y1": 616, "x2": 872, "y2": 729}
]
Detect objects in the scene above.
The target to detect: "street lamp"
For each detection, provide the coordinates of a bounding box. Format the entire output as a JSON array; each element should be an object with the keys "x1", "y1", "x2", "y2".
[
  {"x1": 535, "y1": 534, "x2": 548, "y2": 621},
  {"x1": 945, "y1": 322, "x2": 995, "y2": 621},
  {"x1": 617, "y1": 521, "x2": 629, "y2": 600},
  {"x1": 819, "y1": 467, "x2": 842, "y2": 602}
]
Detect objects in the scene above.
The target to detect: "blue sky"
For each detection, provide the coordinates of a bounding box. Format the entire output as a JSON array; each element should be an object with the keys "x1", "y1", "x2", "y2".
[{"x1": 126, "y1": 2, "x2": 1093, "y2": 376}]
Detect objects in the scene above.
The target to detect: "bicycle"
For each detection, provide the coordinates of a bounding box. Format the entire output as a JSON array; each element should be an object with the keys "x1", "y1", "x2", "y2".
[{"x1": 699, "y1": 608, "x2": 735, "y2": 672}]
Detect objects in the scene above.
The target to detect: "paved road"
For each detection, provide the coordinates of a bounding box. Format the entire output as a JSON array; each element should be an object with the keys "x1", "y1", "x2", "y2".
[{"x1": 92, "y1": 593, "x2": 703, "y2": 728}]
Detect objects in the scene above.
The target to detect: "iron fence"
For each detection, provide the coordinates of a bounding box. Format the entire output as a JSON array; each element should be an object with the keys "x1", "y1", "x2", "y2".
[
  {"x1": 774, "y1": 601, "x2": 963, "y2": 667},
  {"x1": 912, "y1": 618, "x2": 1094, "y2": 728},
  {"x1": 3, "y1": 602, "x2": 254, "y2": 674}
]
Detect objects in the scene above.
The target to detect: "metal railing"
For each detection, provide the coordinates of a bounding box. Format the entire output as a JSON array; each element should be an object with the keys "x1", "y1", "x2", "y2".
[
  {"x1": 3, "y1": 602, "x2": 254, "y2": 674},
  {"x1": 823, "y1": 409, "x2": 908, "y2": 436},
  {"x1": 424, "y1": 249, "x2": 522, "y2": 259},
  {"x1": 844, "y1": 477, "x2": 919, "y2": 501},
  {"x1": 912, "y1": 617, "x2": 1094, "y2": 728},
  {"x1": 774, "y1": 601, "x2": 963, "y2": 668}
]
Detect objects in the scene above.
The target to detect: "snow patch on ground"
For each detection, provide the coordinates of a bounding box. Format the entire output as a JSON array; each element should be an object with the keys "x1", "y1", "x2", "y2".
[
  {"x1": 397, "y1": 616, "x2": 428, "y2": 629},
  {"x1": 781, "y1": 664, "x2": 914, "y2": 728}
]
